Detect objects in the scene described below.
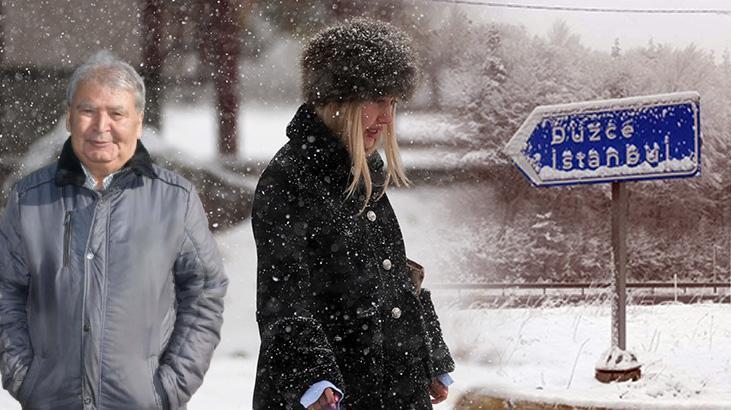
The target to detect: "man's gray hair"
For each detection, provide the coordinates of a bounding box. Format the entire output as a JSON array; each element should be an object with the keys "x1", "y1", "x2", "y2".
[{"x1": 67, "y1": 51, "x2": 146, "y2": 112}]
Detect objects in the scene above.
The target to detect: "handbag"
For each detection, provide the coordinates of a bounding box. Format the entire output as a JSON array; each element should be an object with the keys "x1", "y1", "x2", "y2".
[{"x1": 406, "y1": 258, "x2": 425, "y2": 296}]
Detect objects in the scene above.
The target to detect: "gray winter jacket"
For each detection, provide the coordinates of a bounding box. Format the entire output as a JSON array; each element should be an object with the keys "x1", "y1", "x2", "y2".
[{"x1": 0, "y1": 140, "x2": 228, "y2": 410}]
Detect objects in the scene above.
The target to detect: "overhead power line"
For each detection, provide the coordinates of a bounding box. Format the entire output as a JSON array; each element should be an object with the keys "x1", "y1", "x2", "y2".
[{"x1": 426, "y1": 0, "x2": 731, "y2": 15}]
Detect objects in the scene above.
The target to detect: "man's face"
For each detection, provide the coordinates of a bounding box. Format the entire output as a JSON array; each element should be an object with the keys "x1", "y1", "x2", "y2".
[{"x1": 67, "y1": 79, "x2": 143, "y2": 177}]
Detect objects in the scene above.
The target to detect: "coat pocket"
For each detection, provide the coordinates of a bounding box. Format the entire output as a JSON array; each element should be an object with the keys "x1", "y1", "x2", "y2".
[
  {"x1": 63, "y1": 211, "x2": 72, "y2": 268},
  {"x1": 147, "y1": 356, "x2": 164, "y2": 410},
  {"x1": 17, "y1": 356, "x2": 43, "y2": 405},
  {"x1": 159, "y1": 304, "x2": 176, "y2": 352}
]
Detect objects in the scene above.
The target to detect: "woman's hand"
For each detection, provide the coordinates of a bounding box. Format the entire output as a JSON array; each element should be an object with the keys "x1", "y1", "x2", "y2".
[
  {"x1": 307, "y1": 387, "x2": 340, "y2": 410},
  {"x1": 428, "y1": 378, "x2": 449, "y2": 404}
]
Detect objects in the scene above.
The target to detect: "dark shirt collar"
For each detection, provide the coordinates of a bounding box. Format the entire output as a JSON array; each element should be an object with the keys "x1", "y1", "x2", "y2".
[
  {"x1": 286, "y1": 104, "x2": 350, "y2": 172},
  {"x1": 286, "y1": 104, "x2": 385, "y2": 175},
  {"x1": 55, "y1": 138, "x2": 157, "y2": 187}
]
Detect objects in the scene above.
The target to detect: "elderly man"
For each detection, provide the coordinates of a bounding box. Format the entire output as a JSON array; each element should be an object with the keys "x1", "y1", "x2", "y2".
[{"x1": 0, "y1": 52, "x2": 228, "y2": 409}]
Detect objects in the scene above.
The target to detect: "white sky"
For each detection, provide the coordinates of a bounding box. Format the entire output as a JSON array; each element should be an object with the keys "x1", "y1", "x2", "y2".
[{"x1": 460, "y1": 0, "x2": 731, "y2": 57}]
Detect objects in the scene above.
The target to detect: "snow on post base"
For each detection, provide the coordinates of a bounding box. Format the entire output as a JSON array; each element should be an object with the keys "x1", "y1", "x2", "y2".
[{"x1": 595, "y1": 346, "x2": 641, "y2": 383}]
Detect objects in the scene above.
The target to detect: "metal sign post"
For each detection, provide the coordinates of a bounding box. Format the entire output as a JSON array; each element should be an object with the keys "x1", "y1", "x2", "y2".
[
  {"x1": 505, "y1": 91, "x2": 701, "y2": 383},
  {"x1": 611, "y1": 182, "x2": 627, "y2": 350}
]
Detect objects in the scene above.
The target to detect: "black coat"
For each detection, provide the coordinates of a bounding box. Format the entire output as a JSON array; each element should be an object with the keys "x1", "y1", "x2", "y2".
[{"x1": 252, "y1": 105, "x2": 454, "y2": 409}]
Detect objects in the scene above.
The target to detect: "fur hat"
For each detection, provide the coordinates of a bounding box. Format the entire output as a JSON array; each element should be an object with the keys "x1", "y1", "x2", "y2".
[{"x1": 301, "y1": 18, "x2": 420, "y2": 105}]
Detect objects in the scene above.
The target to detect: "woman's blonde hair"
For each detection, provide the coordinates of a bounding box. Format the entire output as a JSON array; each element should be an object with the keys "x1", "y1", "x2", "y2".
[{"x1": 316, "y1": 101, "x2": 410, "y2": 208}]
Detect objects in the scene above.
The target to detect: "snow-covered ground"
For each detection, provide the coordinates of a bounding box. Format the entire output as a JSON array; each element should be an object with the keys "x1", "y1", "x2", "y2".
[{"x1": 444, "y1": 302, "x2": 731, "y2": 409}]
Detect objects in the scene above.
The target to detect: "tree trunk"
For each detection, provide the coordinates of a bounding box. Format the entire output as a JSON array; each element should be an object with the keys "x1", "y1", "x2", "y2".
[
  {"x1": 209, "y1": 0, "x2": 243, "y2": 158},
  {"x1": 429, "y1": 68, "x2": 441, "y2": 110},
  {"x1": 0, "y1": 0, "x2": 5, "y2": 65},
  {"x1": 140, "y1": 0, "x2": 164, "y2": 129}
]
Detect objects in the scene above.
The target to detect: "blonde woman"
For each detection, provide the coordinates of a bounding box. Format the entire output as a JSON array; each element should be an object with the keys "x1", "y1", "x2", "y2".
[{"x1": 252, "y1": 19, "x2": 454, "y2": 410}]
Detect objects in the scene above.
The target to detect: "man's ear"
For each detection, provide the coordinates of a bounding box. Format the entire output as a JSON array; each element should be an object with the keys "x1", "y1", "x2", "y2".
[
  {"x1": 65, "y1": 111, "x2": 71, "y2": 132},
  {"x1": 137, "y1": 112, "x2": 144, "y2": 138}
]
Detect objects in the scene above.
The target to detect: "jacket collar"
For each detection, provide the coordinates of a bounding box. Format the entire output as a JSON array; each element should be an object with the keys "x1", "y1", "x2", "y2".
[
  {"x1": 286, "y1": 104, "x2": 350, "y2": 175},
  {"x1": 286, "y1": 103, "x2": 385, "y2": 176},
  {"x1": 55, "y1": 138, "x2": 157, "y2": 187}
]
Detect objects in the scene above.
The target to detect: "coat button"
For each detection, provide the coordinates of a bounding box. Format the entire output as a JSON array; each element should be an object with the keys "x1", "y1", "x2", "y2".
[
  {"x1": 83, "y1": 396, "x2": 91, "y2": 405},
  {"x1": 382, "y1": 259, "x2": 392, "y2": 270},
  {"x1": 83, "y1": 323, "x2": 90, "y2": 332},
  {"x1": 366, "y1": 210, "x2": 376, "y2": 221},
  {"x1": 391, "y1": 307, "x2": 402, "y2": 319},
  {"x1": 85, "y1": 252, "x2": 94, "y2": 260}
]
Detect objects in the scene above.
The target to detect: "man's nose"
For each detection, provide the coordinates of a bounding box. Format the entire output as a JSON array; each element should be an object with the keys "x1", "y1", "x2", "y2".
[{"x1": 94, "y1": 112, "x2": 111, "y2": 131}]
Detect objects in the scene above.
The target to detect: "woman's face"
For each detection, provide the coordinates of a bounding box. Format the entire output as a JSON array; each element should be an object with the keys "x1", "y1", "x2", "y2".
[{"x1": 361, "y1": 97, "x2": 396, "y2": 152}]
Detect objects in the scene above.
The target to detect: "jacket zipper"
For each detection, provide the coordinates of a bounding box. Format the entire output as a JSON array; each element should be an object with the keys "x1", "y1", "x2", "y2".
[{"x1": 63, "y1": 211, "x2": 71, "y2": 267}]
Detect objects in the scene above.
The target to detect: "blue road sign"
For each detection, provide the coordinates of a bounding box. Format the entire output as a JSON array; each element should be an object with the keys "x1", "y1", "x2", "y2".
[{"x1": 504, "y1": 92, "x2": 700, "y2": 187}]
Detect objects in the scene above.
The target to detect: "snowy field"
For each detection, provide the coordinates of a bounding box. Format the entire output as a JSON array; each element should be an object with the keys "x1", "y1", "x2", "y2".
[{"x1": 443, "y1": 302, "x2": 731, "y2": 409}]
